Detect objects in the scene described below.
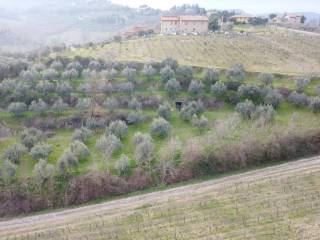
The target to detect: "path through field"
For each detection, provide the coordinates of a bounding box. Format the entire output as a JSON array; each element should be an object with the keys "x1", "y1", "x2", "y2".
[{"x1": 1, "y1": 156, "x2": 320, "y2": 239}]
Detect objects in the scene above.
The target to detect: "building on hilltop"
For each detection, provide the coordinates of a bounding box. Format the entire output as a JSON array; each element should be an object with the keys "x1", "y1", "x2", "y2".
[
  {"x1": 273, "y1": 13, "x2": 304, "y2": 24},
  {"x1": 160, "y1": 15, "x2": 209, "y2": 34}
]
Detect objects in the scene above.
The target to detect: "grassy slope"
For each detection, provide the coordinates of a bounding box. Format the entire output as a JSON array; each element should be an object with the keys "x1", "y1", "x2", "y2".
[
  {"x1": 1, "y1": 156, "x2": 320, "y2": 239},
  {"x1": 64, "y1": 28, "x2": 320, "y2": 75}
]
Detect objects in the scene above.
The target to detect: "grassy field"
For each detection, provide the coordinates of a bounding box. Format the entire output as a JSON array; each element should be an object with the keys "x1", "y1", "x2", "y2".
[
  {"x1": 1, "y1": 156, "x2": 320, "y2": 239},
  {"x1": 64, "y1": 28, "x2": 320, "y2": 75}
]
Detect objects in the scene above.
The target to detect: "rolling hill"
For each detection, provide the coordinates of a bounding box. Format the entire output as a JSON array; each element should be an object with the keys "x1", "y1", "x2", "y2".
[{"x1": 1, "y1": 156, "x2": 320, "y2": 239}]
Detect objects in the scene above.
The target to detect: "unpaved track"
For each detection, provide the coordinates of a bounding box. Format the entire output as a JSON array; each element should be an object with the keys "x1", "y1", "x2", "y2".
[{"x1": 1, "y1": 156, "x2": 320, "y2": 238}]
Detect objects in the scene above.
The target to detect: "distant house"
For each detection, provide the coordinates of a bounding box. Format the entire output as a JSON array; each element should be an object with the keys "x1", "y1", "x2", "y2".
[
  {"x1": 274, "y1": 13, "x2": 304, "y2": 24},
  {"x1": 229, "y1": 15, "x2": 252, "y2": 24},
  {"x1": 160, "y1": 15, "x2": 209, "y2": 34}
]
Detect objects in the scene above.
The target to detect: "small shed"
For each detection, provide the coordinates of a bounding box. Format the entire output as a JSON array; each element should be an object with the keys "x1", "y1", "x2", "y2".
[{"x1": 175, "y1": 101, "x2": 184, "y2": 111}]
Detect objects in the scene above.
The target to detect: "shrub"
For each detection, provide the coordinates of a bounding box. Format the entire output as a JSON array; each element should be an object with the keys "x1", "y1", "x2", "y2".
[
  {"x1": 211, "y1": 81, "x2": 227, "y2": 98},
  {"x1": 142, "y1": 64, "x2": 157, "y2": 80},
  {"x1": 165, "y1": 78, "x2": 181, "y2": 98},
  {"x1": 56, "y1": 82, "x2": 72, "y2": 97},
  {"x1": 161, "y1": 58, "x2": 178, "y2": 70},
  {"x1": 264, "y1": 90, "x2": 283, "y2": 109},
  {"x1": 101, "y1": 68, "x2": 118, "y2": 80},
  {"x1": 259, "y1": 73, "x2": 274, "y2": 86},
  {"x1": 50, "y1": 60, "x2": 64, "y2": 71},
  {"x1": 226, "y1": 63, "x2": 245, "y2": 82},
  {"x1": 51, "y1": 97, "x2": 69, "y2": 114},
  {"x1": 296, "y1": 76, "x2": 311, "y2": 93},
  {"x1": 128, "y1": 98, "x2": 142, "y2": 111},
  {"x1": 36, "y1": 81, "x2": 55, "y2": 94},
  {"x1": 115, "y1": 154, "x2": 131, "y2": 176},
  {"x1": 67, "y1": 61, "x2": 83, "y2": 72},
  {"x1": 192, "y1": 115, "x2": 209, "y2": 133},
  {"x1": 150, "y1": 117, "x2": 171, "y2": 138},
  {"x1": 176, "y1": 66, "x2": 193, "y2": 89},
  {"x1": 0, "y1": 160, "x2": 17, "y2": 179},
  {"x1": 43, "y1": 69, "x2": 59, "y2": 80},
  {"x1": 135, "y1": 138, "x2": 154, "y2": 168},
  {"x1": 57, "y1": 150, "x2": 78, "y2": 172},
  {"x1": 70, "y1": 141, "x2": 90, "y2": 160},
  {"x1": 76, "y1": 98, "x2": 91, "y2": 110},
  {"x1": 117, "y1": 82, "x2": 134, "y2": 93},
  {"x1": 188, "y1": 80, "x2": 203, "y2": 95},
  {"x1": 317, "y1": 84, "x2": 320, "y2": 96},
  {"x1": 8, "y1": 102, "x2": 27, "y2": 117},
  {"x1": 157, "y1": 102, "x2": 171, "y2": 120},
  {"x1": 309, "y1": 97, "x2": 320, "y2": 113},
  {"x1": 106, "y1": 120, "x2": 128, "y2": 139},
  {"x1": 127, "y1": 112, "x2": 143, "y2": 125},
  {"x1": 3, "y1": 144, "x2": 27, "y2": 164},
  {"x1": 253, "y1": 105, "x2": 276, "y2": 126},
  {"x1": 288, "y1": 92, "x2": 309, "y2": 107},
  {"x1": 121, "y1": 67, "x2": 137, "y2": 83},
  {"x1": 104, "y1": 97, "x2": 119, "y2": 113},
  {"x1": 29, "y1": 99, "x2": 48, "y2": 115},
  {"x1": 203, "y1": 68, "x2": 219, "y2": 86},
  {"x1": 180, "y1": 101, "x2": 204, "y2": 121},
  {"x1": 62, "y1": 69, "x2": 78, "y2": 80},
  {"x1": 160, "y1": 65, "x2": 175, "y2": 84},
  {"x1": 133, "y1": 132, "x2": 152, "y2": 146},
  {"x1": 88, "y1": 60, "x2": 101, "y2": 71},
  {"x1": 72, "y1": 127, "x2": 92, "y2": 143},
  {"x1": 20, "y1": 128, "x2": 44, "y2": 149},
  {"x1": 20, "y1": 70, "x2": 39, "y2": 82},
  {"x1": 95, "y1": 134, "x2": 122, "y2": 157},
  {"x1": 235, "y1": 100, "x2": 256, "y2": 119},
  {"x1": 33, "y1": 159, "x2": 55, "y2": 186},
  {"x1": 30, "y1": 142, "x2": 52, "y2": 160},
  {"x1": 238, "y1": 85, "x2": 264, "y2": 103}
]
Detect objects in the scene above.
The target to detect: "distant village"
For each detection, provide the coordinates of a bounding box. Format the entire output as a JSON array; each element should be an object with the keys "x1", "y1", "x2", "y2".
[{"x1": 119, "y1": 6, "x2": 320, "y2": 39}]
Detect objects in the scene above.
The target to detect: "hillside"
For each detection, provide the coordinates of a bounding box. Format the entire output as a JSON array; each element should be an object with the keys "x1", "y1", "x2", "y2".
[
  {"x1": 1, "y1": 156, "x2": 320, "y2": 239},
  {"x1": 66, "y1": 28, "x2": 320, "y2": 75}
]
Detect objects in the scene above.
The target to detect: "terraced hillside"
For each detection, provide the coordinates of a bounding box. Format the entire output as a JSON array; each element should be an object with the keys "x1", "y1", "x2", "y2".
[
  {"x1": 1, "y1": 156, "x2": 320, "y2": 240},
  {"x1": 67, "y1": 29, "x2": 320, "y2": 75}
]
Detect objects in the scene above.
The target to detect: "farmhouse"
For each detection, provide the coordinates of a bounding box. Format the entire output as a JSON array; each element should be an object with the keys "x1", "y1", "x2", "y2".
[
  {"x1": 160, "y1": 15, "x2": 209, "y2": 34},
  {"x1": 230, "y1": 15, "x2": 252, "y2": 24},
  {"x1": 274, "y1": 13, "x2": 304, "y2": 24}
]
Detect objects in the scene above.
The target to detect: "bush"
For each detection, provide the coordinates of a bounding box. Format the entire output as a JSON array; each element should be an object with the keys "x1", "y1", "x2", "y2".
[
  {"x1": 62, "y1": 69, "x2": 78, "y2": 80},
  {"x1": 180, "y1": 101, "x2": 204, "y2": 121},
  {"x1": 33, "y1": 159, "x2": 55, "y2": 186},
  {"x1": 115, "y1": 154, "x2": 131, "y2": 176},
  {"x1": 142, "y1": 64, "x2": 157, "y2": 80},
  {"x1": 160, "y1": 65, "x2": 175, "y2": 84},
  {"x1": 0, "y1": 160, "x2": 17, "y2": 179},
  {"x1": 150, "y1": 117, "x2": 171, "y2": 138},
  {"x1": 176, "y1": 66, "x2": 193, "y2": 89},
  {"x1": 95, "y1": 134, "x2": 122, "y2": 157},
  {"x1": 188, "y1": 80, "x2": 203, "y2": 95},
  {"x1": 106, "y1": 120, "x2": 128, "y2": 139},
  {"x1": 104, "y1": 97, "x2": 119, "y2": 113},
  {"x1": 88, "y1": 60, "x2": 101, "y2": 71},
  {"x1": 30, "y1": 142, "x2": 52, "y2": 160},
  {"x1": 43, "y1": 69, "x2": 59, "y2": 80},
  {"x1": 295, "y1": 76, "x2": 311, "y2": 93},
  {"x1": 29, "y1": 99, "x2": 48, "y2": 115},
  {"x1": 165, "y1": 78, "x2": 181, "y2": 98},
  {"x1": 70, "y1": 141, "x2": 90, "y2": 160},
  {"x1": 72, "y1": 127, "x2": 92, "y2": 143},
  {"x1": 238, "y1": 85, "x2": 264, "y2": 103},
  {"x1": 226, "y1": 63, "x2": 245, "y2": 82},
  {"x1": 36, "y1": 81, "x2": 55, "y2": 94},
  {"x1": 309, "y1": 97, "x2": 320, "y2": 113},
  {"x1": 57, "y1": 150, "x2": 78, "y2": 172},
  {"x1": 288, "y1": 92, "x2": 310, "y2": 107},
  {"x1": 253, "y1": 105, "x2": 276, "y2": 126},
  {"x1": 264, "y1": 90, "x2": 283, "y2": 109},
  {"x1": 51, "y1": 97, "x2": 69, "y2": 114},
  {"x1": 128, "y1": 98, "x2": 142, "y2": 111},
  {"x1": 117, "y1": 82, "x2": 134, "y2": 93},
  {"x1": 161, "y1": 58, "x2": 178, "y2": 70},
  {"x1": 56, "y1": 82, "x2": 72, "y2": 97},
  {"x1": 211, "y1": 81, "x2": 227, "y2": 98},
  {"x1": 317, "y1": 84, "x2": 320, "y2": 96},
  {"x1": 8, "y1": 102, "x2": 27, "y2": 117},
  {"x1": 20, "y1": 128, "x2": 44, "y2": 149},
  {"x1": 133, "y1": 132, "x2": 152, "y2": 146},
  {"x1": 235, "y1": 100, "x2": 256, "y2": 119},
  {"x1": 135, "y1": 137, "x2": 154, "y2": 168},
  {"x1": 127, "y1": 112, "x2": 143, "y2": 125},
  {"x1": 203, "y1": 68, "x2": 219, "y2": 86},
  {"x1": 76, "y1": 98, "x2": 91, "y2": 110},
  {"x1": 259, "y1": 73, "x2": 274, "y2": 86},
  {"x1": 121, "y1": 67, "x2": 137, "y2": 83},
  {"x1": 192, "y1": 115, "x2": 209, "y2": 133},
  {"x1": 3, "y1": 144, "x2": 27, "y2": 164},
  {"x1": 157, "y1": 102, "x2": 171, "y2": 120},
  {"x1": 50, "y1": 60, "x2": 64, "y2": 71}
]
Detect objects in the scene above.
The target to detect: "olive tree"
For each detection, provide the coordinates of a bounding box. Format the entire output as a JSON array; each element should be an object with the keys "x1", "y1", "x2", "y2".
[
  {"x1": 72, "y1": 127, "x2": 92, "y2": 143},
  {"x1": 235, "y1": 100, "x2": 256, "y2": 119},
  {"x1": 76, "y1": 98, "x2": 92, "y2": 110},
  {"x1": 104, "y1": 97, "x2": 119, "y2": 113},
  {"x1": 30, "y1": 142, "x2": 52, "y2": 160},
  {"x1": 8, "y1": 102, "x2": 27, "y2": 117},
  {"x1": 57, "y1": 150, "x2": 78, "y2": 173},
  {"x1": 264, "y1": 90, "x2": 283, "y2": 109},
  {"x1": 62, "y1": 69, "x2": 78, "y2": 80},
  {"x1": 36, "y1": 81, "x2": 55, "y2": 94},
  {"x1": 226, "y1": 63, "x2": 245, "y2": 82},
  {"x1": 192, "y1": 115, "x2": 209, "y2": 133},
  {"x1": 106, "y1": 120, "x2": 128, "y2": 139},
  {"x1": 70, "y1": 141, "x2": 90, "y2": 160},
  {"x1": 128, "y1": 98, "x2": 142, "y2": 111},
  {"x1": 142, "y1": 64, "x2": 157, "y2": 80},
  {"x1": 0, "y1": 160, "x2": 17, "y2": 180},
  {"x1": 259, "y1": 73, "x2": 274, "y2": 86},
  {"x1": 165, "y1": 78, "x2": 181, "y2": 98},
  {"x1": 135, "y1": 137, "x2": 154, "y2": 168},
  {"x1": 88, "y1": 60, "x2": 101, "y2": 71},
  {"x1": 188, "y1": 80, "x2": 204, "y2": 95},
  {"x1": 20, "y1": 128, "x2": 44, "y2": 149},
  {"x1": 288, "y1": 92, "x2": 310, "y2": 107},
  {"x1": 43, "y1": 69, "x2": 59, "y2": 80},
  {"x1": 211, "y1": 81, "x2": 227, "y2": 98},
  {"x1": 51, "y1": 97, "x2": 69, "y2": 114},
  {"x1": 115, "y1": 154, "x2": 131, "y2": 176},
  {"x1": 309, "y1": 97, "x2": 320, "y2": 113},
  {"x1": 161, "y1": 58, "x2": 178, "y2": 70},
  {"x1": 133, "y1": 132, "x2": 152, "y2": 146},
  {"x1": 157, "y1": 102, "x2": 171, "y2": 120},
  {"x1": 56, "y1": 82, "x2": 72, "y2": 97},
  {"x1": 95, "y1": 134, "x2": 122, "y2": 157},
  {"x1": 50, "y1": 60, "x2": 64, "y2": 71},
  {"x1": 29, "y1": 99, "x2": 48, "y2": 115},
  {"x1": 121, "y1": 67, "x2": 137, "y2": 83},
  {"x1": 176, "y1": 66, "x2": 193, "y2": 89},
  {"x1": 4, "y1": 143, "x2": 27, "y2": 164},
  {"x1": 33, "y1": 159, "x2": 55, "y2": 187},
  {"x1": 150, "y1": 117, "x2": 171, "y2": 138},
  {"x1": 203, "y1": 68, "x2": 219, "y2": 86},
  {"x1": 160, "y1": 65, "x2": 175, "y2": 84},
  {"x1": 180, "y1": 101, "x2": 204, "y2": 121},
  {"x1": 296, "y1": 76, "x2": 311, "y2": 93}
]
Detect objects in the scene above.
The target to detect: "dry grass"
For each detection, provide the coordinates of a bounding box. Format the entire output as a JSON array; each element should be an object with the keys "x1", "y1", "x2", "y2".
[
  {"x1": 1, "y1": 156, "x2": 320, "y2": 239},
  {"x1": 66, "y1": 28, "x2": 320, "y2": 75}
]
